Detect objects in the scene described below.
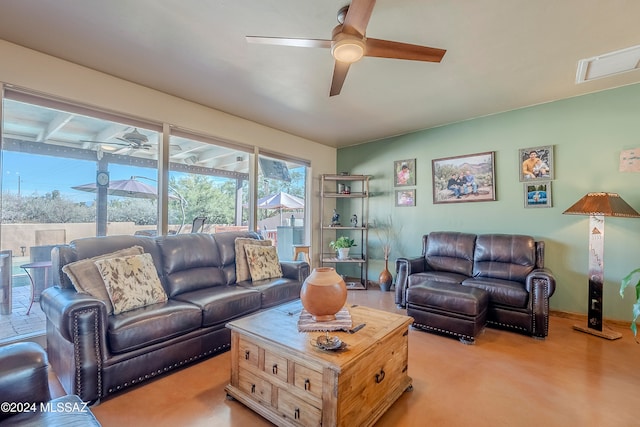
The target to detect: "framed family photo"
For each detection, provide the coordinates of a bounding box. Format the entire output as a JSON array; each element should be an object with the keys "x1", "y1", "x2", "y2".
[
  {"x1": 519, "y1": 145, "x2": 554, "y2": 182},
  {"x1": 394, "y1": 159, "x2": 416, "y2": 186},
  {"x1": 395, "y1": 189, "x2": 416, "y2": 207},
  {"x1": 524, "y1": 181, "x2": 552, "y2": 208},
  {"x1": 431, "y1": 151, "x2": 496, "y2": 204}
]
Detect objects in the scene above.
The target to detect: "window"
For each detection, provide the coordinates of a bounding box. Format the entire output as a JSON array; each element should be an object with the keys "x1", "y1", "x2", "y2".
[
  {"x1": 257, "y1": 154, "x2": 308, "y2": 260},
  {"x1": 0, "y1": 88, "x2": 310, "y2": 344},
  {"x1": 167, "y1": 130, "x2": 252, "y2": 234}
]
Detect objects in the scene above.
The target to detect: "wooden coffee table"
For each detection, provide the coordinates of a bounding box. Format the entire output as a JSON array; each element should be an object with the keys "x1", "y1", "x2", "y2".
[{"x1": 225, "y1": 301, "x2": 413, "y2": 427}]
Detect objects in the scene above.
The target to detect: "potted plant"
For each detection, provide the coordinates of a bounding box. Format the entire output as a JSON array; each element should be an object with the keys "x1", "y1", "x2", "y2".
[
  {"x1": 620, "y1": 268, "x2": 640, "y2": 341},
  {"x1": 329, "y1": 236, "x2": 356, "y2": 260}
]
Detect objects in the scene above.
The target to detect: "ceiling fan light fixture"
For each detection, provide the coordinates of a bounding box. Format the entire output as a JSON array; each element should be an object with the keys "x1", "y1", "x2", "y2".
[
  {"x1": 332, "y1": 35, "x2": 365, "y2": 63},
  {"x1": 100, "y1": 144, "x2": 118, "y2": 152}
]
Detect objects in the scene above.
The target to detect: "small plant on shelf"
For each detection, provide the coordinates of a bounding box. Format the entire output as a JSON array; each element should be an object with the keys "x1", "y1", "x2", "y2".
[
  {"x1": 329, "y1": 236, "x2": 356, "y2": 260},
  {"x1": 329, "y1": 236, "x2": 357, "y2": 249},
  {"x1": 620, "y1": 268, "x2": 640, "y2": 341}
]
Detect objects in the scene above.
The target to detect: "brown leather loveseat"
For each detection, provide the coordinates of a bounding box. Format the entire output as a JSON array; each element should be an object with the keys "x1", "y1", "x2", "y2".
[
  {"x1": 395, "y1": 232, "x2": 556, "y2": 338},
  {"x1": 40, "y1": 230, "x2": 309, "y2": 404}
]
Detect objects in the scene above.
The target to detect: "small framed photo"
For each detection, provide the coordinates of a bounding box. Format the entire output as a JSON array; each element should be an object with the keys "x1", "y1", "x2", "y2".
[
  {"x1": 394, "y1": 159, "x2": 416, "y2": 186},
  {"x1": 524, "y1": 181, "x2": 552, "y2": 208},
  {"x1": 519, "y1": 145, "x2": 554, "y2": 182},
  {"x1": 395, "y1": 189, "x2": 416, "y2": 207}
]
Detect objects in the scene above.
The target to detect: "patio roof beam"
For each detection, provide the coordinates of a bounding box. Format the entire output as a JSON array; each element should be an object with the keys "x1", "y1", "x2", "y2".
[{"x1": 2, "y1": 137, "x2": 249, "y2": 180}]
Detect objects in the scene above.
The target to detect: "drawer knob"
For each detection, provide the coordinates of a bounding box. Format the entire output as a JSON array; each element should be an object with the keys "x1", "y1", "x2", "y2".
[
  {"x1": 244, "y1": 350, "x2": 250, "y2": 360},
  {"x1": 251, "y1": 384, "x2": 256, "y2": 394},
  {"x1": 304, "y1": 378, "x2": 311, "y2": 391},
  {"x1": 272, "y1": 364, "x2": 278, "y2": 375},
  {"x1": 294, "y1": 408, "x2": 300, "y2": 420},
  {"x1": 375, "y1": 368, "x2": 386, "y2": 384}
]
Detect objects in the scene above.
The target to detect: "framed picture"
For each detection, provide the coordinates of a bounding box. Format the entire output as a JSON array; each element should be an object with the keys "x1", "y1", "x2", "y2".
[
  {"x1": 432, "y1": 151, "x2": 496, "y2": 204},
  {"x1": 394, "y1": 159, "x2": 416, "y2": 186},
  {"x1": 519, "y1": 145, "x2": 554, "y2": 182},
  {"x1": 524, "y1": 181, "x2": 552, "y2": 208},
  {"x1": 395, "y1": 189, "x2": 416, "y2": 207}
]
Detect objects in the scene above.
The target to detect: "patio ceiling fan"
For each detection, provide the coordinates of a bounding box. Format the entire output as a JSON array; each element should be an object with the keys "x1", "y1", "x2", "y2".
[
  {"x1": 246, "y1": 0, "x2": 447, "y2": 96},
  {"x1": 81, "y1": 128, "x2": 153, "y2": 151}
]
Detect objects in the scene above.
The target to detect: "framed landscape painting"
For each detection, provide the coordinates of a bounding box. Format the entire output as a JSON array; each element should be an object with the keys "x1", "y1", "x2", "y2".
[
  {"x1": 431, "y1": 151, "x2": 496, "y2": 204},
  {"x1": 519, "y1": 145, "x2": 554, "y2": 182}
]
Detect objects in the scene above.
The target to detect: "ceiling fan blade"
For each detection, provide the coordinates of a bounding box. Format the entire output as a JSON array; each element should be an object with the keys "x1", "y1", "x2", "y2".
[
  {"x1": 246, "y1": 36, "x2": 331, "y2": 49},
  {"x1": 330, "y1": 61, "x2": 351, "y2": 97},
  {"x1": 80, "y1": 140, "x2": 129, "y2": 147},
  {"x1": 342, "y1": 0, "x2": 376, "y2": 37},
  {"x1": 365, "y1": 38, "x2": 446, "y2": 62}
]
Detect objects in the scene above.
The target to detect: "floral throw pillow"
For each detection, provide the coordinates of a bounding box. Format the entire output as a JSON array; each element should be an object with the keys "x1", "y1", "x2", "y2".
[
  {"x1": 244, "y1": 244, "x2": 283, "y2": 281},
  {"x1": 62, "y1": 245, "x2": 144, "y2": 315},
  {"x1": 94, "y1": 253, "x2": 167, "y2": 315},
  {"x1": 235, "y1": 238, "x2": 273, "y2": 282}
]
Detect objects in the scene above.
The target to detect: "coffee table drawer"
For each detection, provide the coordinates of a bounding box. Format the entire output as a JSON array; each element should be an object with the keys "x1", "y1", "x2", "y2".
[
  {"x1": 264, "y1": 350, "x2": 289, "y2": 383},
  {"x1": 238, "y1": 370, "x2": 272, "y2": 405},
  {"x1": 293, "y1": 363, "x2": 323, "y2": 400},
  {"x1": 277, "y1": 388, "x2": 321, "y2": 427},
  {"x1": 238, "y1": 337, "x2": 259, "y2": 367}
]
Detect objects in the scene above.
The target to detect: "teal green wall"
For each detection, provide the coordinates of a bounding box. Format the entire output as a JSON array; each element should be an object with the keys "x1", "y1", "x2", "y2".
[{"x1": 338, "y1": 83, "x2": 640, "y2": 322}]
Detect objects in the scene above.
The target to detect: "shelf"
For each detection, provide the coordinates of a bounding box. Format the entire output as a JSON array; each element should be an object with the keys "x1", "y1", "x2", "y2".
[
  {"x1": 321, "y1": 174, "x2": 370, "y2": 181},
  {"x1": 322, "y1": 255, "x2": 366, "y2": 263},
  {"x1": 322, "y1": 192, "x2": 368, "y2": 198},
  {"x1": 322, "y1": 226, "x2": 368, "y2": 230}
]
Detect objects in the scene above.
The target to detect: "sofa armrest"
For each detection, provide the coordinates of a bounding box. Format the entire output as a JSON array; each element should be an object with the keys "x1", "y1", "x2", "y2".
[
  {"x1": 526, "y1": 268, "x2": 556, "y2": 296},
  {"x1": 40, "y1": 287, "x2": 107, "y2": 403},
  {"x1": 525, "y1": 268, "x2": 557, "y2": 338},
  {"x1": 40, "y1": 287, "x2": 108, "y2": 344},
  {"x1": 0, "y1": 342, "x2": 51, "y2": 421},
  {"x1": 279, "y1": 261, "x2": 310, "y2": 282},
  {"x1": 395, "y1": 256, "x2": 427, "y2": 308}
]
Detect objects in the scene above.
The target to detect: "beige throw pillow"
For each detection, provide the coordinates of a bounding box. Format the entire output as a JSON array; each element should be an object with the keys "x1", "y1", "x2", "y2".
[
  {"x1": 62, "y1": 246, "x2": 144, "y2": 315},
  {"x1": 94, "y1": 253, "x2": 168, "y2": 315},
  {"x1": 244, "y1": 244, "x2": 283, "y2": 281},
  {"x1": 235, "y1": 238, "x2": 272, "y2": 282}
]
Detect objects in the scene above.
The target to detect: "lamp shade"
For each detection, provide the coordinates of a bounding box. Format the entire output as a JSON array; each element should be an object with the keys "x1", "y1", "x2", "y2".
[{"x1": 562, "y1": 192, "x2": 640, "y2": 217}]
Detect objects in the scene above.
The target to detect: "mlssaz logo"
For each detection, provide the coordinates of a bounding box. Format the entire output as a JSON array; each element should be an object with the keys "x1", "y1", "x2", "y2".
[{"x1": 40, "y1": 401, "x2": 90, "y2": 413}]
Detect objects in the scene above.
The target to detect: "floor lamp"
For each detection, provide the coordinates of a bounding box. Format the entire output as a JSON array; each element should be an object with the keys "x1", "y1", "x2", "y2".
[{"x1": 563, "y1": 192, "x2": 640, "y2": 340}]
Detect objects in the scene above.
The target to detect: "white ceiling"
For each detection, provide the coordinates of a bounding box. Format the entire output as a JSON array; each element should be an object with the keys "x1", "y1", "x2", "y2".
[{"x1": 1, "y1": 0, "x2": 640, "y2": 148}]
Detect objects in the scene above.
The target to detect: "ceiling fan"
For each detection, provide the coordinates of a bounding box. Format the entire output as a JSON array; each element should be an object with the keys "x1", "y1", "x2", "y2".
[
  {"x1": 82, "y1": 128, "x2": 153, "y2": 151},
  {"x1": 246, "y1": 0, "x2": 447, "y2": 96}
]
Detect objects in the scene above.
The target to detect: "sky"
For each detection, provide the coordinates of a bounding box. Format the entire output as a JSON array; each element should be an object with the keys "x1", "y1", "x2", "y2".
[{"x1": 2, "y1": 151, "x2": 161, "y2": 204}]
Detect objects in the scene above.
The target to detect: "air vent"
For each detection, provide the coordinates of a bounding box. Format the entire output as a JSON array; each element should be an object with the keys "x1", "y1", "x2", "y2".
[{"x1": 576, "y1": 44, "x2": 640, "y2": 84}]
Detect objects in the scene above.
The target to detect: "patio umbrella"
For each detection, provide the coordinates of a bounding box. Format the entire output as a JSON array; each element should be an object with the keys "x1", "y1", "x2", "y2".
[
  {"x1": 72, "y1": 178, "x2": 174, "y2": 199},
  {"x1": 257, "y1": 191, "x2": 304, "y2": 224},
  {"x1": 72, "y1": 177, "x2": 182, "y2": 235},
  {"x1": 257, "y1": 192, "x2": 304, "y2": 209}
]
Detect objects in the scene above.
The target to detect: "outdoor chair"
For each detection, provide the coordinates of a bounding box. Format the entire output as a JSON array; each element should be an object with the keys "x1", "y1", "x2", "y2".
[{"x1": 191, "y1": 216, "x2": 207, "y2": 233}]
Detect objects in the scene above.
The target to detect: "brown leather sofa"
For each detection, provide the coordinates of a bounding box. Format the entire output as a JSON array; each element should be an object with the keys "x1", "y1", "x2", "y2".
[
  {"x1": 395, "y1": 232, "x2": 556, "y2": 338},
  {"x1": 40, "y1": 230, "x2": 309, "y2": 404},
  {"x1": 0, "y1": 342, "x2": 101, "y2": 426}
]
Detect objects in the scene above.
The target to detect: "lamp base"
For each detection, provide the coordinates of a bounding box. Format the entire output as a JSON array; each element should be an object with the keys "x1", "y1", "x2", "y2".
[{"x1": 572, "y1": 324, "x2": 622, "y2": 340}]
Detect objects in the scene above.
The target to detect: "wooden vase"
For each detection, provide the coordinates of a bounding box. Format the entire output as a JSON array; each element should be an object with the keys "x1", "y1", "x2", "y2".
[
  {"x1": 300, "y1": 267, "x2": 347, "y2": 321},
  {"x1": 378, "y1": 258, "x2": 393, "y2": 292}
]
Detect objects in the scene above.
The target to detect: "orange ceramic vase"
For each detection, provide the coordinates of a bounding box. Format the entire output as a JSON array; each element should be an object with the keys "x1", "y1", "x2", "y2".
[{"x1": 300, "y1": 267, "x2": 347, "y2": 321}]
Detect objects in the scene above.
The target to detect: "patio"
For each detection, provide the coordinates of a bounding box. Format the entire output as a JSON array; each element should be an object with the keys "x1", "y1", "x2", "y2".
[{"x1": 0, "y1": 283, "x2": 46, "y2": 342}]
